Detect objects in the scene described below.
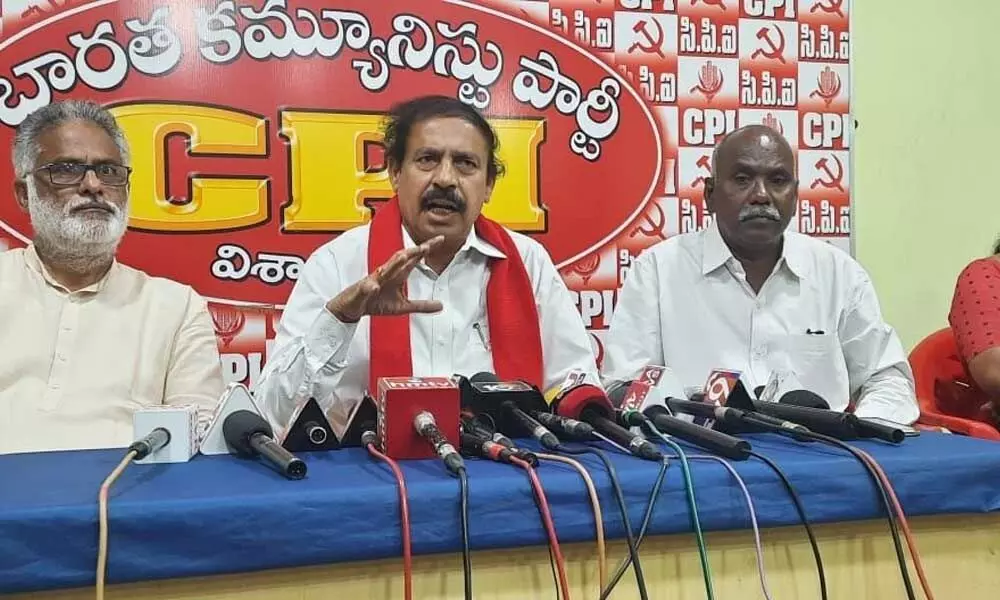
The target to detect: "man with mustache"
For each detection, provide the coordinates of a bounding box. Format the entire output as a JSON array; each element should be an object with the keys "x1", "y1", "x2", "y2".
[
  {"x1": 0, "y1": 101, "x2": 224, "y2": 453},
  {"x1": 255, "y1": 95, "x2": 598, "y2": 432},
  {"x1": 603, "y1": 125, "x2": 917, "y2": 423}
]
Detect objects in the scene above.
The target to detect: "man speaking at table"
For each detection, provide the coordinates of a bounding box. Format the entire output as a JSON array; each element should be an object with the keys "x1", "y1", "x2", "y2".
[
  {"x1": 254, "y1": 95, "x2": 599, "y2": 432},
  {"x1": 0, "y1": 101, "x2": 225, "y2": 454},
  {"x1": 603, "y1": 125, "x2": 918, "y2": 424}
]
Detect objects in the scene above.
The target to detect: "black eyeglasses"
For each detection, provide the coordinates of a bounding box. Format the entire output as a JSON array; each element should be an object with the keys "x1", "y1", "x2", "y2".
[{"x1": 33, "y1": 161, "x2": 132, "y2": 186}]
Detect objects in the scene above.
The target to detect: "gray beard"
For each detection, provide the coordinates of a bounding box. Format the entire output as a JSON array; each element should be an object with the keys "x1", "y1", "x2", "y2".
[{"x1": 26, "y1": 178, "x2": 127, "y2": 275}]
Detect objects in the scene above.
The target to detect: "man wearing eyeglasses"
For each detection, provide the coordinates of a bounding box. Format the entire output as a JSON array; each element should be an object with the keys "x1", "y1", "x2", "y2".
[{"x1": 0, "y1": 100, "x2": 224, "y2": 454}]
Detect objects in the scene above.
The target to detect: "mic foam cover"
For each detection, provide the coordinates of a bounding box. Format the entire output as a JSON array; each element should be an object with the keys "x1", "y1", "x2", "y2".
[
  {"x1": 779, "y1": 390, "x2": 830, "y2": 409},
  {"x1": 223, "y1": 410, "x2": 272, "y2": 457},
  {"x1": 470, "y1": 372, "x2": 498, "y2": 384},
  {"x1": 555, "y1": 384, "x2": 614, "y2": 420}
]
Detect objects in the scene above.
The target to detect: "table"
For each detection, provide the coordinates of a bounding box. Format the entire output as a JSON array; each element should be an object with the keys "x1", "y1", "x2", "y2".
[{"x1": 2, "y1": 432, "x2": 1000, "y2": 597}]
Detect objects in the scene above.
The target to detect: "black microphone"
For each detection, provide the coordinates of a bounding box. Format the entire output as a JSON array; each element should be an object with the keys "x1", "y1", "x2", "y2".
[
  {"x1": 749, "y1": 390, "x2": 862, "y2": 440},
  {"x1": 607, "y1": 382, "x2": 751, "y2": 460},
  {"x1": 462, "y1": 415, "x2": 514, "y2": 447},
  {"x1": 502, "y1": 400, "x2": 560, "y2": 450},
  {"x1": 127, "y1": 427, "x2": 171, "y2": 460},
  {"x1": 780, "y1": 390, "x2": 829, "y2": 409},
  {"x1": 465, "y1": 372, "x2": 561, "y2": 450},
  {"x1": 663, "y1": 397, "x2": 813, "y2": 439},
  {"x1": 461, "y1": 415, "x2": 540, "y2": 465},
  {"x1": 533, "y1": 411, "x2": 595, "y2": 440},
  {"x1": 555, "y1": 383, "x2": 663, "y2": 461},
  {"x1": 852, "y1": 418, "x2": 906, "y2": 444},
  {"x1": 641, "y1": 406, "x2": 752, "y2": 460},
  {"x1": 415, "y1": 411, "x2": 466, "y2": 474},
  {"x1": 223, "y1": 410, "x2": 308, "y2": 480},
  {"x1": 778, "y1": 391, "x2": 904, "y2": 444},
  {"x1": 460, "y1": 431, "x2": 522, "y2": 465}
]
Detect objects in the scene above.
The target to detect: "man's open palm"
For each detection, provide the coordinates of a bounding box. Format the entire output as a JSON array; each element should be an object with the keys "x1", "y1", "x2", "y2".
[{"x1": 326, "y1": 236, "x2": 445, "y2": 323}]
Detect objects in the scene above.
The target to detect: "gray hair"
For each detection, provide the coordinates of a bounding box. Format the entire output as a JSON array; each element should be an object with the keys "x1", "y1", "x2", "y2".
[{"x1": 12, "y1": 100, "x2": 130, "y2": 179}]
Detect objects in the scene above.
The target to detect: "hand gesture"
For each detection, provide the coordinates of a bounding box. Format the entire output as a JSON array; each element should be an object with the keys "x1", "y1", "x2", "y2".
[{"x1": 326, "y1": 235, "x2": 445, "y2": 323}]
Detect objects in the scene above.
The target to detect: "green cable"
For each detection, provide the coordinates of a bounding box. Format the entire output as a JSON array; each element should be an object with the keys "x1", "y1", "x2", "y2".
[
  {"x1": 648, "y1": 425, "x2": 716, "y2": 600},
  {"x1": 598, "y1": 423, "x2": 715, "y2": 600}
]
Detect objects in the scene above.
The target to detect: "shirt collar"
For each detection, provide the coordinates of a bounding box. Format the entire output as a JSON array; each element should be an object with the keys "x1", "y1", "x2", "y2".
[
  {"x1": 24, "y1": 243, "x2": 118, "y2": 294},
  {"x1": 400, "y1": 225, "x2": 507, "y2": 260},
  {"x1": 700, "y1": 220, "x2": 809, "y2": 279}
]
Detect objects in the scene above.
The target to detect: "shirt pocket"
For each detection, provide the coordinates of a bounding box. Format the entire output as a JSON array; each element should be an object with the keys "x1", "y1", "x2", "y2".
[
  {"x1": 780, "y1": 333, "x2": 847, "y2": 405},
  {"x1": 465, "y1": 320, "x2": 494, "y2": 370}
]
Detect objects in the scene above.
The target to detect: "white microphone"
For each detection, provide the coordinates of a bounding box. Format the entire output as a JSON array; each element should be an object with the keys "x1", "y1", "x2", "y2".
[
  {"x1": 131, "y1": 405, "x2": 199, "y2": 464},
  {"x1": 200, "y1": 383, "x2": 265, "y2": 456}
]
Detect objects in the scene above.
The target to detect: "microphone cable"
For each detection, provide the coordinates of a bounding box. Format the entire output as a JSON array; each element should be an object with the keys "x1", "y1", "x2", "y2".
[
  {"x1": 605, "y1": 426, "x2": 715, "y2": 600},
  {"x1": 599, "y1": 456, "x2": 669, "y2": 600},
  {"x1": 855, "y1": 448, "x2": 935, "y2": 600},
  {"x1": 536, "y1": 452, "x2": 608, "y2": 592},
  {"x1": 457, "y1": 465, "x2": 472, "y2": 600},
  {"x1": 646, "y1": 434, "x2": 715, "y2": 600},
  {"x1": 752, "y1": 423, "x2": 916, "y2": 600},
  {"x1": 748, "y1": 450, "x2": 828, "y2": 600},
  {"x1": 690, "y1": 455, "x2": 771, "y2": 600},
  {"x1": 96, "y1": 450, "x2": 138, "y2": 600},
  {"x1": 363, "y1": 432, "x2": 413, "y2": 600},
  {"x1": 510, "y1": 456, "x2": 571, "y2": 600},
  {"x1": 557, "y1": 444, "x2": 649, "y2": 600}
]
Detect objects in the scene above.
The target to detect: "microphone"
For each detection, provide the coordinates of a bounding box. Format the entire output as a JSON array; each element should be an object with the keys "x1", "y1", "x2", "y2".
[
  {"x1": 131, "y1": 404, "x2": 199, "y2": 464},
  {"x1": 757, "y1": 390, "x2": 863, "y2": 440},
  {"x1": 778, "y1": 390, "x2": 904, "y2": 443},
  {"x1": 376, "y1": 376, "x2": 462, "y2": 460},
  {"x1": 502, "y1": 400, "x2": 560, "y2": 449},
  {"x1": 533, "y1": 411, "x2": 595, "y2": 440},
  {"x1": 340, "y1": 395, "x2": 378, "y2": 447},
  {"x1": 201, "y1": 383, "x2": 265, "y2": 456},
  {"x1": 555, "y1": 382, "x2": 663, "y2": 461},
  {"x1": 280, "y1": 397, "x2": 339, "y2": 452},
  {"x1": 415, "y1": 411, "x2": 465, "y2": 474},
  {"x1": 461, "y1": 416, "x2": 540, "y2": 465},
  {"x1": 607, "y1": 376, "x2": 751, "y2": 460},
  {"x1": 223, "y1": 410, "x2": 307, "y2": 480},
  {"x1": 465, "y1": 372, "x2": 560, "y2": 450},
  {"x1": 462, "y1": 414, "x2": 515, "y2": 447},
  {"x1": 853, "y1": 417, "x2": 906, "y2": 444},
  {"x1": 128, "y1": 428, "x2": 170, "y2": 460},
  {"x1": 460, "y1": 430, "x2": 518, "y2": 464}
]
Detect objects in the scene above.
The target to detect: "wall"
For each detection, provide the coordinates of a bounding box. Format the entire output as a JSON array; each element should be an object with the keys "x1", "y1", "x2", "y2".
[{"x1": 854, "y1": 0, "x2": 1000, "y2": 349}]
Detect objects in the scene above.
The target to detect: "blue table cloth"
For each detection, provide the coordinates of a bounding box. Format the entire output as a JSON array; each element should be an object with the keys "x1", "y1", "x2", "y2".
[{"x1": 2, "y1": 432, "x2": 1000, "y2": 594}]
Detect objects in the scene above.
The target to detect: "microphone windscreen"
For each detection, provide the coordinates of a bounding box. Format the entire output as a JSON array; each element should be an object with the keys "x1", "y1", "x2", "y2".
[
  {"x1": 555, "y1": 384, "x2": 614, "y2": 420},
  {"x1": 778, "y1": 390, "x2": 830, "y2": 409},
  {"x1": 223, "y1": 410, "x2": 272, "y2": 456},
  {"x1": 470, "y1": 372, "x2": 498, "y2": 384}
]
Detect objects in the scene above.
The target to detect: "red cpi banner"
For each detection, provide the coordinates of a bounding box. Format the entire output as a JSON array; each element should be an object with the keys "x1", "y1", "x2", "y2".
[{"x1": 0, "y1": 0, "x2": 851, "y2": 386}]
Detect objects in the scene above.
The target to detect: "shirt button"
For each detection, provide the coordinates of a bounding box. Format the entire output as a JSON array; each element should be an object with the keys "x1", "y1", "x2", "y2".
[{"x1": 753, "y1": 345, "x2": 767, "y2": 359}]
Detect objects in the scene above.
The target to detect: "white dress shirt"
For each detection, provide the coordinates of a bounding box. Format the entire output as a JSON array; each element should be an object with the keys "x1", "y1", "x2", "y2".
[
  {"x1": 253, "y1": 223, "x2": 599, "y2": 433},
  {"x1": 603, "y1": 222, "x2": 918, "y2": 424},
  {"x1": 0, "y1": 246, "x2": 225, "y2": 454}
]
